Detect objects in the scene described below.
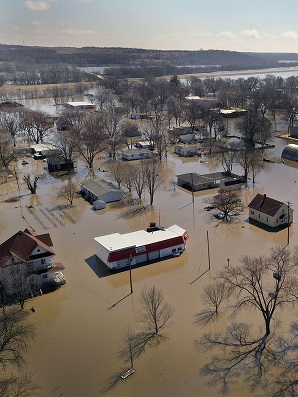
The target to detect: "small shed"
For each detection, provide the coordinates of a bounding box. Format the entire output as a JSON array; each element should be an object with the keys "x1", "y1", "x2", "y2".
[
  {"x1": 93, "y1": 200, "x2": 106, "y2": 210},
  {"x1": 81, "y1": 179, "x2": 123, "y2": 204},
  {"x1": 281, "y1": 144, "x2": 298, "y2": 162},
  {"x1": 122, "y1": 149, "x2": 152, "y2": 161}
]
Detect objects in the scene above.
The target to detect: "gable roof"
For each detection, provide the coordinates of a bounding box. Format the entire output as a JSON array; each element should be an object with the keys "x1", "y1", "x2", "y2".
[
  {"x1": 0, "y1": 229, "x2": 54, "y2": 267},
  {"x1": 248, "y1": 194, "x2": 286, "y2": 216},
  {"x1": 81, "y1": 179, "x2": 120, "y2": 196}
]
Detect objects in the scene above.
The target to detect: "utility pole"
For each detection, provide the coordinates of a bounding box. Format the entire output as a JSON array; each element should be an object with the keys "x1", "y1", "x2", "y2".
[
  {"x1": 287, "y1": 201, "x2": 292, "y2": 246},
  {"x1": 207, "y1": 231, "x2": 211, "y2": 271},
  {"x1": 191, "y1": 173, "x2": 194, "y2": 203},
  {"x1": 129, "y1": 255, "x2": 133, "y2": 294}
]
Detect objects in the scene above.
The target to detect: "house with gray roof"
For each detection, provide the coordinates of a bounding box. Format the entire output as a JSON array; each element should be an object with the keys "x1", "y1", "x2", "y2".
[
  {"x1": 248, "y1": 194, "x2": 293, "y2": 228},
  {"x1": 80, "y1": 179, "x2": 123, "y2": 206}
]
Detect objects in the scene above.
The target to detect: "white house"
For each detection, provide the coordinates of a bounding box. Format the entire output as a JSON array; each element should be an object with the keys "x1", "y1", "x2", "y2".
[
  {"x1": 0, "y1": 229, "x2": 66, "y2": 297},
  {"x1": 122, "y1": 149, "x2": 152, "y2": 161},
  {"x1": 80, "y1": 179, "x2": 123, "y2": 204},
  {"x1": 174, "y1": 145, "x2": 200, "y2": 157},
  {"x1": 248, "y1": 194, "x2": 293, "y2": 228},
  {"x1": 94, "y1": 224, "x2": 188, "y2": 270}
]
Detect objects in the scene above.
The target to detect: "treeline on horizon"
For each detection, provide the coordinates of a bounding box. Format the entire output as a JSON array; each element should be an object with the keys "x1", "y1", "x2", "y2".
[
  {"x1": 1, "y1": 43, "x2": 296, "y2": 68},
  {"x1": 1, "y1": 44, "x2": 298, "y2": 81}
]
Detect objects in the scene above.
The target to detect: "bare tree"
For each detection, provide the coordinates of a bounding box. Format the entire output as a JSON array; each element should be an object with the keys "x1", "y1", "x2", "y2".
[
  {"x1": 143, "y1": 157, "x2": 164, "y2": 206},
  {"x1": 0, "y1": 110, "x2": 22, "y2": 146},
  {"x1": 101, "y1": 105, "x2": 124, "y2": 160},
  {"x1": 77, "y1": 113, "x2": 106, "y2": 169},
  {"x1": 131, "y1": 163, "x2": 146, "y2": 201},
  {"x1": 214, "y1": 141, "x2": 238, "y2": 176},
  {"x1": 0, "y1": 308, "x2": 35, "y2": 368},
  {"x1": 139, "y1": 286, "x2": 173, "y2": 335},
  {"x1": 106, "y1": 161, "x2": 125, "y2": 189},
  {"x1": 0, "y1": 130, "x2": 15, "y2": 171},
  {"x1": 52, "y1": 131, "x2": 78, "y2": 170},
  {"x1": 204, "y1": 190, "x2": 244, "y2": 222},
  {"x1": 23, "y1": 174, "x2": 39, "y2": 194},
  {"x1": 0, "y1": 373, "x2": 40, "y2": 397},
  {"x1": 194, "y1": 283, "x2": 227, "y2": 326},
  {"x1": 121, "y1": 121, "x2": 141, "y2": 149},
  {"x1": 56, "y1": 179, "x2": 78, "y2": 206},
  {"x1": 237, "y1": 104, "x2": 273, "y2": 149},
  {"x1": 195, "y1": 247, "x2": 298, "y2": 394},
  {"x1": 0, "y1": 308, "x2": 39, "y2": 396},
  {"x1": 236, "y1": 146, "x2": 265, "y2": 183},
  {"x1": 18, "y1": 110, "x2": 52, "y2": 144}
]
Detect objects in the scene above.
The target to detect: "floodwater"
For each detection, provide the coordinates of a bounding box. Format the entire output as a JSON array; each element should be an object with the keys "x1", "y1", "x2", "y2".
[{"x1": 1, "y1": 114, "x2": 298, "y2": 397}]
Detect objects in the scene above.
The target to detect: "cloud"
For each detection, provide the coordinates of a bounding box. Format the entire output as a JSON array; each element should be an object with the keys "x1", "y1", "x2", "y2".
[
  {"x1": 61, "y1": 28, "x2": 97, "y2": 35},
  {"x1": 24, "y1": 1, "x2": 50, "y2": 11},
  {"x1": 241, "y1": 29, "x2": 260, "y2": 39},
  {"x1": 282, "y1": 31, "x2": 298, "y2": 39},
  {"x1": 219, "y1": 31, "x2": 236, "y2": 38},
  {"x1": 32, "y1": 21, "x2": 41, "y2": 27}
]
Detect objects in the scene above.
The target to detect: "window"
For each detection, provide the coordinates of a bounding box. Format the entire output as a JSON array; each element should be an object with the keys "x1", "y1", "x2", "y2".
[
  {"x1": 276, "y1": 218, "x2": 278, "y2": 223},
  {"x1": 251, "y1": 210, "x2": 254, "y2": 215},
  {"x1": 42, "y1": 274, "x2": 48, "y2": 279},
  {"x1": 266, "y1": 217, "x2": 268, "y2": 222},
  {"x1": 41, "y1": 259, "x2": 45, "y2": 265},
  {"x1": 258, "y1": 214, "x2": 260, "y2": 219},
  {"x1": 178, "y1": 247, "x2": 182, "y2": 251},
  {"x1": 172, "y1": 248, "x2": 176, "y2": 253}
]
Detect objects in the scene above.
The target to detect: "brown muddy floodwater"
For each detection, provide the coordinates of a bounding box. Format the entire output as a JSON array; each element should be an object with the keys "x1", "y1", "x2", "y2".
[{"x1": 1, "y1": 117, "x2": 297, "y2": 397}]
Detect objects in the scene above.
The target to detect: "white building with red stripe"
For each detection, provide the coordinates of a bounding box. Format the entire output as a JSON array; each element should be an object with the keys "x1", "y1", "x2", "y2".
[{"x1": 94, "y1": 225, "x2": 188, "y2": 270}]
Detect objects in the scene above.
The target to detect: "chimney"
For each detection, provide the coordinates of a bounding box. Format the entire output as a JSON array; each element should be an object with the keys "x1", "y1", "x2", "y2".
[{"x1": 260, "y1": 194, "x2": 266, "y2": 207}]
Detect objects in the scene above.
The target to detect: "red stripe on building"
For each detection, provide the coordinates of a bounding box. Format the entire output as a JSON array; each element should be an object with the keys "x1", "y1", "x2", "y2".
[{"x1": 107, "y1": 235, "x2": 186, "y2": 262}]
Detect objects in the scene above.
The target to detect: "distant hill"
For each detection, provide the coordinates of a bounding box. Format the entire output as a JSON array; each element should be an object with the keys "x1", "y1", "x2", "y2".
[{"x1": 0, "y1": 44, "x2": 278, "y2": 69}]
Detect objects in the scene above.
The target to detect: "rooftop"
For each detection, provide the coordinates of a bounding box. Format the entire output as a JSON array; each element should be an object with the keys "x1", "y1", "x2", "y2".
[
  {"x1": 81, "y1": 179, "x2": 120, "y2": 196},
  {"x1": 177, "y1": 171, "x2": 228, "y2": 185},
  {"x1": 248, "y1": 194, "x2": 287, "y2": 216},
  {"x1": 0, "y1": 229, "x2": 54, "y2": 266},
  {"x1": 94, "y1": 225, "x2": 186, "y2": 252},
  {"x1": 64, "y1": 101, "x2": 95, "y2": 107}
]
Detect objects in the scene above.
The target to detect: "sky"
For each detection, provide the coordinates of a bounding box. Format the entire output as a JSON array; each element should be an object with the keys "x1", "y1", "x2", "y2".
[{"x1": 2, "y1": 0, "x2": 298, "y2": 53}]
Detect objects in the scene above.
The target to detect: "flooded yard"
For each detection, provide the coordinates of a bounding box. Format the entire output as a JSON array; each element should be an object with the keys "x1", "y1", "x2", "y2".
[{"x1": 1, "y1": 114, "x2": 297, "y2": 396}]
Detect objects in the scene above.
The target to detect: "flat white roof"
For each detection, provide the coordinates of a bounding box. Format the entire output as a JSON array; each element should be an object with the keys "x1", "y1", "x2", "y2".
[
  {"x1": 185, "y1": 96, "x2": 201, "y2": 100},
  {"x1": 65, "y1": 102, "x2": 95, "y2": 107},
  {"x1": 94, "y1": 224, "x2": 186, "y2": 252}
]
